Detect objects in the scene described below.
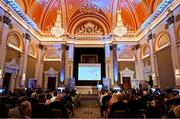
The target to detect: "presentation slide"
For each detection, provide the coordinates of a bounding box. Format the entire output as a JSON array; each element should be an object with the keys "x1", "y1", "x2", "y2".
[{"x1": 78, "y1": 63, "x2": 101, "y2": 81}]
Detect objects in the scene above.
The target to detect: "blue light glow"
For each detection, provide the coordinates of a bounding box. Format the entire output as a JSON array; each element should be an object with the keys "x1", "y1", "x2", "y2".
[
  {"x1": 141, "y1": 0, "x2": 174, "y2": 30},
  {"x1": 3, "y1": 0, "x2": 38, "y2": 30}
]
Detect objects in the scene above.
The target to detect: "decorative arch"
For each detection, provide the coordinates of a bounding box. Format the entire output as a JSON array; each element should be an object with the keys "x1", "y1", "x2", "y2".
[
  {"x1": 42, "y1": 49, "x2": 61, "y2": 61},
  {"x1": 67, "y1": 1, "x2": 111, "y2": 28},
  {"x1": 117, "y1": 49, "x2": 136, "y2": 61},
  {"x1": 67, "y1": 14, "x2": 110, "y2": 35},
  {"x1": 7, "y1": 31, "x2": 24, "y2": 52},
  {"x1": 141, "y1": 43, "x2": 150, "y2": 59},
  {"x1": 28, "y1": 43, "x2": 38, "y2": 58},
  {"x1": 154, "y1": 32, "x2": 171, "y2": 52}
]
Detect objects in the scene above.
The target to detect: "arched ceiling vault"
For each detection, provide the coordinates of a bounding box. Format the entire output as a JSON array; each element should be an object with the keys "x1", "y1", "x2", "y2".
[{"x1": 15, "y1": 0, "x2": 162, "y2": 35}]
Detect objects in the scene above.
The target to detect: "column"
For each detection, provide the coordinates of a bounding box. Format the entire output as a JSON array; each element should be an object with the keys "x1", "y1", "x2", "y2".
[
  {"x1": 0, "y1": 12, "x2": 11, "y2": 87},
  {"x1": 167, "y1": 12, "x2": 180, "y2": 86},
  {"x1": 56, "y1": 74, "x2": 58, "y2": 88},
  {"x1": 20, "y1": 33, "x2": 30, "y2": 88},
  {"x1": 59, "y1": 44, "x2": 67, "y2": 86},
  {"x1": 111, "y1": 44, "x2": 118, "y2": 85},
  {"x1": 148, "y1": 32, "x2": 159, "y2": 86},
  {"x1": 65, "y1": 43, "x2": 74, "y2": 85},
  {"x1": 135, "y1": 48, "x2": 145, "y2": 83},
  {"x1": 35, "y1": 45, "x2": 43, "y2": 87},
  {"x1": 38, "y1": 61, "x2": 44, "y2": 88},
  {"x1": 105, "y1": 43, "x2": 111, "y2": 77},
  {"x1": 16, "y1": 53, "x2": 24, "y2": 89},
  {"x1": 105, "y1": 43, "x2": 112, "y2": 87},
  {"x1": 44, "y1": 75, "x2": 48, "y2": 90}
]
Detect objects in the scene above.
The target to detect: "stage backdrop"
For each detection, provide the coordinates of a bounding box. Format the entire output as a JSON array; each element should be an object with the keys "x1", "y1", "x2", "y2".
[{"x1": 73, "y1": 48, "x2": 105, "y2": 86}]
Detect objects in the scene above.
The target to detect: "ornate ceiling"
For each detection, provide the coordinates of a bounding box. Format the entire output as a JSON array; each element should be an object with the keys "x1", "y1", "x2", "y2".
[{"x1": 15, "y1": 0, "x2": 162, "y2": 35}]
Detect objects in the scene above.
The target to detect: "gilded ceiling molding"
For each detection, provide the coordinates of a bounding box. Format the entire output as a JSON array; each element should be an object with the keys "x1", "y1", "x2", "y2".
[
  {"x1": 127, "y1": 1, "x2": 141, "y2": 28},
  {"x1": 74, "y1": 22, "x2": 104, "y2": 35},
  {"x1": 40, "y1": 0, "x2": 57, "y2": 30},
  {"x1": 79, "y1": 3, "x2": 99, "y2": 14},
  {"x1": 67, "y1": 14, "x2": 110, "y2": 35},
  {"x1": 121, "y1": 1, "x2": 138, "y2": 30},
  {"x1": 67, "y1": 2, "x2": 111, "y2": 27}
]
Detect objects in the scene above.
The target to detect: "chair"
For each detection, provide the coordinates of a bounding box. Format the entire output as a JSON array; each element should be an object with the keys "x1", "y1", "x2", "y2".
[
  {"x1": 51, "y1": 109, "x2": 61, "y2": 118},
  {"x1": 114, "y1": 110, "x2": 127, "y2": 118}
]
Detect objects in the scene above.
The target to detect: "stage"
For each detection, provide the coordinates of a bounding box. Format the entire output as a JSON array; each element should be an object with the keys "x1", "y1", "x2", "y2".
[{"x1": 76, "y1": 86, "x2": 98, "y2": 94}]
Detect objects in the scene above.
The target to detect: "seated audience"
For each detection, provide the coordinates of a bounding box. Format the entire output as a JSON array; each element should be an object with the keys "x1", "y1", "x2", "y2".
[
  {"x1": 19, "y1": 101, "x2": 32, "y2": 118},
  {"x1": 8, "y1": 96, "x2": 27, "y2": 118},
  {"x1": 108, "y1": 93, "x2": 128, "y2": 118}
]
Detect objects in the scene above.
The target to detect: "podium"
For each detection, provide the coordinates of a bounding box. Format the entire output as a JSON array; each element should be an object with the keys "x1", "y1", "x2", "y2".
[
  {"x1": 68, "y1": 77, "x2": 75, "y2": 91},
  {"x1": 103, "y1": 78, "x2": 110, "y2": 90}
]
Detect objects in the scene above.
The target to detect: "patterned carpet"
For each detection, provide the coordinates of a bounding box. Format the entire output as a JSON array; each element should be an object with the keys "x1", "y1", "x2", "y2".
[{"x1": 70, "y1": 95, "x2": 107, "y2": 119}]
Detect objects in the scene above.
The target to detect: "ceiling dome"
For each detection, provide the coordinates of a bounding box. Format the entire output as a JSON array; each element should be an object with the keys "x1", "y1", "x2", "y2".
[{"x1": 15, "y1": 0, "x2": 162, "y2": 35}]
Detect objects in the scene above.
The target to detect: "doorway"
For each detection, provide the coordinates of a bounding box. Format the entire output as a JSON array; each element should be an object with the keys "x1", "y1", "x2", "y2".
[
  {"x1": 122, "y1": 77, "x2": 131, "y2": 90},
  {"x1": 48, "y1": 77, "x2": 56, "y2": 90},
  {"x1": 2, "y1": 73, "x2": 12, "y2": 89}
]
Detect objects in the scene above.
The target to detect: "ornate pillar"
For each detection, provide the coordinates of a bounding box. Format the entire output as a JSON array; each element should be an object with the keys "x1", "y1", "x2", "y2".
[
  {"x1": 20, "y1": 33, "x2": 30, "y2": 88},
  {"x1": 59, "y1": 44, "x2": 67, "y2": 86},
  {"x1": 166, "y1": 11, "x2": 180, "y2": 86},
  {"x1": 147, "y1": 32, "x2": 159, "y2": 86},
  {"x1": 65, "y1": 43, "x2": 74, "y2": 85},
  {"x1": 111, "y1": 44, "x2": 118, "y2": 85},
  {"x1": 56, "y1": 74, "x2": 58, "y2": 88},
  {"x1": 44, "y1": 75, "x2": 48, "y2": 90},
  {"x1": 105, "y1": 43, "x2": 112, "y2": 88},
  {"x1": 105, "y1": 43, "x2": 111, "y2": 78},
  {"x1": 39, "y1": 61, "x2": 44, "y2": 88},
  {"x1": 35, "y1": 44, "x2": 43, "y2": 87},
  {"x1": 16, "y1": 53, "x2": 24, "y2": 89},
  {"x1": 0, "y1": 12, "x2": 11, "y2": 87},
  {"x1": 135, "y1": 48, "x2": 145, "y2": 83}
]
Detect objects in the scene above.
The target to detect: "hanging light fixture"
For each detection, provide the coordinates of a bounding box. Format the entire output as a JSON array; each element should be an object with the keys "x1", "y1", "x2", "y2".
[
  {"x1": 51, "y1": 10, "x2": 64, "y2": 37},
  {"x1": 114, "y1": 10, "x2": 127, "y2": 37}
]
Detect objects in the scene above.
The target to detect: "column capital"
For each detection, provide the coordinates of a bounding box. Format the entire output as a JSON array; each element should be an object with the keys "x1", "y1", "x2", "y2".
[
  {"x1": 23, "y1": 33, "x2": 31, "y2": 42},
  {"x1": 110, "y1": 44, "x2": 117, "y2": 50},
  {"x1": 61, "y1": 44, "x2": 69, "y2": 50},
  {"x1": 3, "y1": 16, "x2": 11, "y2": 25},
  {"x1": 166, "y1": 12, "x2": 174, "y2": 25},
  {"x1": 19, "y1": 52, "x2": 24, "y2": 57}
]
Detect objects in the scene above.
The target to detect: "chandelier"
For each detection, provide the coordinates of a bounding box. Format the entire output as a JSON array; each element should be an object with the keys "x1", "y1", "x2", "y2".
[
  {"x1": 51, "y1": 10, "x2": 64, "y2": 37},
  {"x1": 114, "y1": 10, "x2": 127, "y2": 37}
]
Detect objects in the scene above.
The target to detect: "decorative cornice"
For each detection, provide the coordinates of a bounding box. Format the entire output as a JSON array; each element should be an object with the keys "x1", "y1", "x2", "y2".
[
  {"x1": 3, "y1": 0, "x2": 37, "y2": 30},
  {"x1": 79, "y1": 3, "x2": 99, "y2": 14},
  {"x1": 141, "y1": 0, "x2": 174, "y2": 30}
]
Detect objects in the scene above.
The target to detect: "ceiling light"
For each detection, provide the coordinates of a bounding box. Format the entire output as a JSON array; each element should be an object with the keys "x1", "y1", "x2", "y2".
[
  {"x1": 51, "y1": 10, "x2": 64, "y2": 37},
  {"x1": 114, "y1": 10, "x2": 127, "y2": 37}
]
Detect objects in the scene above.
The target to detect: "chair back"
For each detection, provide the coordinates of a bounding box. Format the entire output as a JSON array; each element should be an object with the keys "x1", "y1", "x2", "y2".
[{"x1": 114, "y1": 110, "x2": 126, "y2": 118}]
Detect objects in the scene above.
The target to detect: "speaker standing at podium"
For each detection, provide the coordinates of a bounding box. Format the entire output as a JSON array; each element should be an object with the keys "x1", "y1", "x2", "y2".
[{"x1": 148, "y1": 76, "x2": 153, "y2": 88}]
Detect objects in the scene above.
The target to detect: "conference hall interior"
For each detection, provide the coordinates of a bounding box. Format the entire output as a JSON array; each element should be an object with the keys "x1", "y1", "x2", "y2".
[{"x1": 0, "y1": 0, "x2": 180, "y2": 118}]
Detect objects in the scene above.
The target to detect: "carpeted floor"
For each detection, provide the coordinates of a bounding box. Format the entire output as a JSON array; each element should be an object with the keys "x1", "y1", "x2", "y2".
[
  {"x1": 79, "y1": 99, "x2": 99, "y2": 108},
  {"x1": 70, "y1": 95, "x2": 107, "y2": 119}
]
